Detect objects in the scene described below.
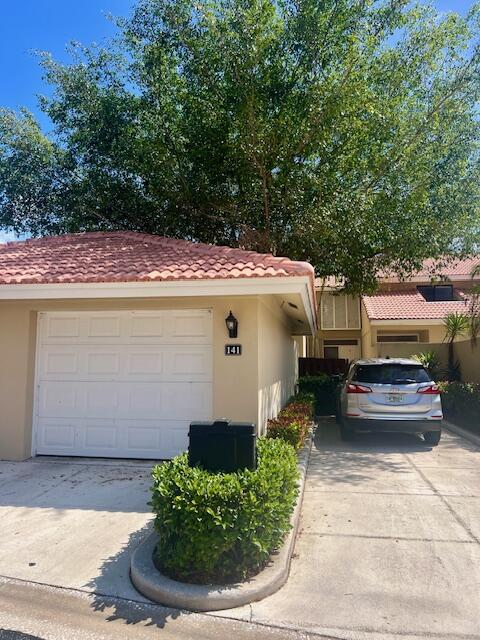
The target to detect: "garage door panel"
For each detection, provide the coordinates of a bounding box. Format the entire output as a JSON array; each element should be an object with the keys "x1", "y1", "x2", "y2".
[
  {"x1": 125, "y1": 421, "x2": 189, "y2": 459},
  {"x1": 40, "y1": 310, "x2": 212, "y2": 345},
  {"x1": 39, "y1": 382, "x2": 83, "y2": 417},
  {"x1": 162, "y1": 384, "x2": 212, "y2": 416},
  {"x1": 87, "y1": 352, "x2": 121, "y2": 375},
  {"x1": 37, "y1": 418, "x2": 190, "y2": 458},
  {"x1": 126, "y1": 425, "x2": 160, "y2": 451},
  {"x1": 128, "y1": 352, "x2": 163, "y2": 375},
  {"x1": 171, "y1": 312, "x2": 211, "y2": 339},
  {"x1": 173, "y1": 352, "x2": 206, "y2": 375},
  {"x1": 127, "y1": 383, "x2": 211, "y2": 419},
  {"x1": 39, "y1": 345, "x2": 211, "y2": 382},
  {"x1": 130, "y1": 314, "x2": 164, "y2": 337},
  {"x1": 45, "y1": 315, "x2": 80, "y2": 339},
  {"x1": 85, "y1": 385, "x2": 120, "y2": 416},
  {"x1": 87, "y1": 315, "x2": 122, "y2": 338},
  {"x1": 38, "y1": 420, "x2": 76, "y2": 450},
  {"x1": 35, "y1": 310, "x2": 213, "y2": 459},
  {"x1": 39, "y1": 381, "x2": 211, "y2": 420},
  {"x1": 84, "y1": 423, "x2": 119, "y2": 449},
  {"x1": 45, "y1": 352, "x2": 79, "y2": 375}
]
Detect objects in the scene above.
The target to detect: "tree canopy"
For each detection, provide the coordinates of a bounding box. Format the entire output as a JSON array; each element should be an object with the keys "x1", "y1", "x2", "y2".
[{"x1": 1, "y1": 0, "x2": 480, "y2": 292}]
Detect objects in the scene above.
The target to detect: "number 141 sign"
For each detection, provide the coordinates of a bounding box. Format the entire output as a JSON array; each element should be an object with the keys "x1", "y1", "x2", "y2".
[{"x1": 225, "y1": 344, "x2": 242, "y2": 356}]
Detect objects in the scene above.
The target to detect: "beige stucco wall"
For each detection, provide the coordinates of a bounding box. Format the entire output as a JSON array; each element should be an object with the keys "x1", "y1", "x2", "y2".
[
  {"x1": 376, "y1": 342, "x2": 449, "y2": 368},
  {"x1": 0, "y1": 294, "x2": 301, "y2": 461},
  {"x1": 0, "y1": 307, "x2": 37, "y2": 462},
  {"x1": 257, "y1": 296, "x2": 299, "y2": 435},
  {"x1": 455, "y1": 340, "x2": 480, "y2": 383},
  {"x1": 360, "y1": 302, "x2": 376, "y2": 358}
]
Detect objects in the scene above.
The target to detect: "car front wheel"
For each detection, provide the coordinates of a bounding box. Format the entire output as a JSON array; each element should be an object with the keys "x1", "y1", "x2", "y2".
[{"x1": 423, "y1": 430, "x2": 441, "y2": 446}]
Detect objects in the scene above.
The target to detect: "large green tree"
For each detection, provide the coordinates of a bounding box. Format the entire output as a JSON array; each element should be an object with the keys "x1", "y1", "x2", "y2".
[{"x1": 1, "y1": 0, "x2": 480, "y2": 292}]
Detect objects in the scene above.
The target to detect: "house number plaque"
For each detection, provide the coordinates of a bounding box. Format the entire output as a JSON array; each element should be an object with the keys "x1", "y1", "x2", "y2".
[{"x1": 225, "y1": 344, "x2": 242, "y2": 356}]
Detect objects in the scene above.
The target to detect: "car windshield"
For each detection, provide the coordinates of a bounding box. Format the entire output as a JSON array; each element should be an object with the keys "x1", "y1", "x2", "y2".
[{"x1": 353, "y1": 364, "x2": 431, "y2": 385}]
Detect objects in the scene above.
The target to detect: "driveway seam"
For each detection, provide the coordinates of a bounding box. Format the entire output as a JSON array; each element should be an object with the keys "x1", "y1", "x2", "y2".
[
  {"x1": 404, "y1": 454, "x2": 480, "y2": 545},
  {"x1": 303, "y1": 490, "x2": 436, "y2": 496},
  {"x1": 299, "y1": 532, "x2": 475, "y2": 544},
  {"x1": 303, "y1": 489, "x2": 479, "y2": 498}
]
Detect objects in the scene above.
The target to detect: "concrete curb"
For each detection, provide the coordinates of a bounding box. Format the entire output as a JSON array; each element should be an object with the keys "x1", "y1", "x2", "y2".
[
  {"x1": 130, "y1": 430, "x2": 314, "y2": 612},
  {"x1": 444, "y1": 420, "x2": 480, "y2": 447}
]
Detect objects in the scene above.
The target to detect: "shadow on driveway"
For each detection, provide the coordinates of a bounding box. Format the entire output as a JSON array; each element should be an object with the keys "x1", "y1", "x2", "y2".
[
  {"x1": 308, "y1": 418, "x2": 435, "y2": 488},
  {"x1": 0, "y1": 632, "x2": 45, "y2": 640},
  {"x1": 86, "y1": 523, "x2": 190, "y2": 629}
]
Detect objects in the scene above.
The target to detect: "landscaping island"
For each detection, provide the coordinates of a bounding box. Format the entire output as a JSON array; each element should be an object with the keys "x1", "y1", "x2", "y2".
[{"x1": 130, "y1": 393, "x2": 315, "y2": 610}]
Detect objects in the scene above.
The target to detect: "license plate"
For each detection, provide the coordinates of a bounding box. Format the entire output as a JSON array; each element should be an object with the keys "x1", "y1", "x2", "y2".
[{"x1": 387, "y1": 393, "x2": 404, "y2": 403}]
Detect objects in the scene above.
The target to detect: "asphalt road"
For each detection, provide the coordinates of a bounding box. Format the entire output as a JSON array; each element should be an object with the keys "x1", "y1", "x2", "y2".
[{"x1": 0, "y1": 576, "x2": 325, "y2": 640}]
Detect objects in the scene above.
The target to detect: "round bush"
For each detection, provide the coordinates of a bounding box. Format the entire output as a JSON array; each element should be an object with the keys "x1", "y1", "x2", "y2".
[{"x1": 150, "y1": 438, "x2": 299, "y2": 584}]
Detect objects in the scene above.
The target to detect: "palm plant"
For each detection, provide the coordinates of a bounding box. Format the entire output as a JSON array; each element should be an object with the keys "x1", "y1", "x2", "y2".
[
  {"x1": 412, "y1": 351, "x2": 442, "y2": 380},
  {"x1": 469, "y1": 264, "x2": 480, "y2": 345},
  {"x1": 443, "y1": 312, "x2": 470, "y2": 381}
]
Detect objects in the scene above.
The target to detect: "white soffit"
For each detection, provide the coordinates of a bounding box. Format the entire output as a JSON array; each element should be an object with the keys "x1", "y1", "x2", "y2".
[{"x1": 0, "y1": 276, "x2": 317, "y2": 334}]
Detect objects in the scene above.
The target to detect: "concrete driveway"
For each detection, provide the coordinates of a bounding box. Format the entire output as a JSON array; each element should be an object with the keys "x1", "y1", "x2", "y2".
[
  {"x1": 223, "y1": 419, "x2": 480, "y2": 640},
  {"x1": 1, "y1": 424, "x2": 479, "y2": 640},
  {"x1": 0, "y1": 457, "x2": 154, "y2": 601}
]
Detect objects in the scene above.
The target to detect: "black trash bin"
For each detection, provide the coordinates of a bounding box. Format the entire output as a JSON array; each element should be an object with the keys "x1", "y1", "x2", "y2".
[{"x1": 188, "y1": 419, "x2": 256, "y2": 472}]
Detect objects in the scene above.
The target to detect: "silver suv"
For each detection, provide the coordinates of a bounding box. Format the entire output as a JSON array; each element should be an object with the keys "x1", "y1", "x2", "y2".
[{"x1": 336, "y1": 358, "x2": 443, "y2": 445}]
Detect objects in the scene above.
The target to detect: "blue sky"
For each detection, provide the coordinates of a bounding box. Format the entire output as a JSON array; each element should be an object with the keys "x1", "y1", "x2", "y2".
[
  {"x1": 0, "y1": 0, "x2": 474, "y2": 133},
  {"x1": 0, "y1": 1, "x2": 134, "y2": 134},
  {"x1": 0, "y1": 0, "x2": 474, "y2": 242}
]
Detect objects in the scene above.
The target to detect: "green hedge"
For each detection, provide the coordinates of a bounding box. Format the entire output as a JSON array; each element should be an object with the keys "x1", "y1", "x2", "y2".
[
  {"x1": 438, "y1": 381, "x2": 480, "y2": 434},
  {"x1": 150, "y1": 438, "x2": 299, "y2": 585},
  {"x1": 298, "y1": 375, "x2": 340, "y2": 415}
]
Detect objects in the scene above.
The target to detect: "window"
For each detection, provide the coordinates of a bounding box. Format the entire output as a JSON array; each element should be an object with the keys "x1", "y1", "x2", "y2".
[
  {"x1": 353, "y1": 364, "x2": 431, "y2": 384},
  {"x1": 417, "y1": 284, "x2": 455, "y2": 302},
  {"x1": 321, "y1": 294, "x2": 360, "y2": 329},
  {"x1": 377, "y1": 335, "x2": 419, "y2": 343},
  {"x1": 324, "y1": 339, "x2": 359, "y2": 346}
]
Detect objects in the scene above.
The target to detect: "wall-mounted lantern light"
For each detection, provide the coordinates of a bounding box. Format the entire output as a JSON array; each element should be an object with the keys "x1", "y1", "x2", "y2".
[{"x1": 225, "y1": 310, "x2": 238, "y2": 339}]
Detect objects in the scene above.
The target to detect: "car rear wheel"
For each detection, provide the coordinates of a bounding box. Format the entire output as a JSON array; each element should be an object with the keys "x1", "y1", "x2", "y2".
[
  {"x1": 335, "y1": 401, "x2": 342, "y2": 425},
  {"x1": 423, "y1": 430, "x2": 441, "y2": 446}
]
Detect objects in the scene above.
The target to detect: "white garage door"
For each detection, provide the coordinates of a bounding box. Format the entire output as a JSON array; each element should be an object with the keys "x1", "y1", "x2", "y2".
[{"x1": 34, "y1": 310, "x2": 213, "y2": 459}]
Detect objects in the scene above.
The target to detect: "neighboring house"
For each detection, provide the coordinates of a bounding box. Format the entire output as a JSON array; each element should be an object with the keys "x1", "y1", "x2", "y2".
[
  {"x1": 0, "y1": 232, "x2": 316, "y2": 462},
  {"x1": 308, "y1": 257, "x2": 479, "y2": 379}
]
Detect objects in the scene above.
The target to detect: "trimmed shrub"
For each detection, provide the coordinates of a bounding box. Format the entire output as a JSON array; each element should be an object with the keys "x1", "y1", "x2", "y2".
[
  {"x1": 267, "y1": 417, "x2": 305, "y2": 449},
  {"x1": 266, "y1": 393, "x2": 314, "y2": 449},
  {"x1": 298, "y1": 375, "x2": 340, "y2": 415},
  {"x1": 291, "y1": 391, "x2": 316, "y2": 406},
  {"x1": 150, "y1": 438, "x2": 299, "y2": 585},
  {"x1": 438, "y1": 381, "x2": 480, "y2": 434}
]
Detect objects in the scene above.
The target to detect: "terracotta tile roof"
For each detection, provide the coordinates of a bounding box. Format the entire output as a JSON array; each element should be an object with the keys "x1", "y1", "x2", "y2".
[
  {"x1": 380, "y1": 256, "x2": 479, "y2": 281},
  {"x1": 415, "y1": 257, "x2": 479, "y2": 279},
  {"x1": 362, "y1": 289, "x2": 470, "y2": 320},
  {"x1": 0, "y1": 232, "x2": 315, "y2": 286}
]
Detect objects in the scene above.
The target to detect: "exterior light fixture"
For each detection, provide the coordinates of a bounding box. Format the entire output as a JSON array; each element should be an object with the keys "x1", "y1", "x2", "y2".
[{"x1": 225, "y1": 311, "x2": 238, "y2": 338}]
